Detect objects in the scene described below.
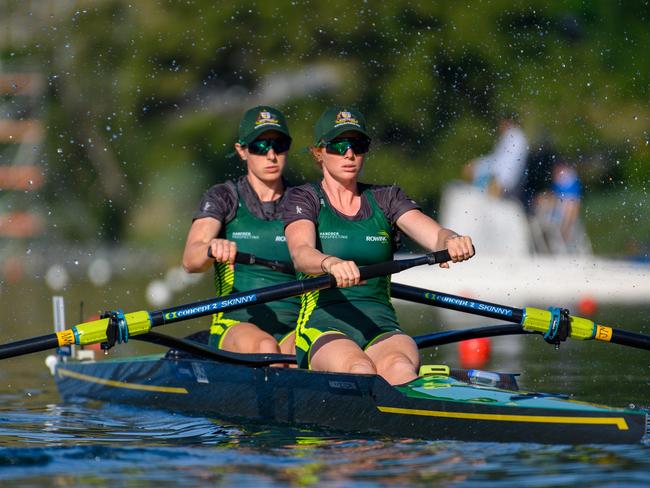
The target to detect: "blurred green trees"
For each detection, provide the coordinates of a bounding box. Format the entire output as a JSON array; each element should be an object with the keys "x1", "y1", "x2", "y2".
[{"x1": 3, "y1": 0, "x2": 648, "y2": 250}]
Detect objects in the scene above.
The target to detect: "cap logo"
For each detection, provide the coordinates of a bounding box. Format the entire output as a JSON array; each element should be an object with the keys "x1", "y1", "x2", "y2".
[
  {"x1": 334, "y1": 111, "x2": 360, "y2": 127},
  {"x1": 255, "y1": 111, "x2": 280, "y2": 128}
]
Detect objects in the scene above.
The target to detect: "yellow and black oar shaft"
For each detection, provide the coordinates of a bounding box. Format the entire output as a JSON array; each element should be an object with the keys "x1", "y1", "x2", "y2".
[
  {"x1": 391, "y1": 283, "x2": 650, "y2": 351},
  {"x1": 520, "y1": 307, "x2": 650, "y2": 349},
  {"x1": 0, "y1": 312, "x2": 152, "y2": 360},
  {"x1": 0, "y1": 250, "x2": 453, "y2": 360}
]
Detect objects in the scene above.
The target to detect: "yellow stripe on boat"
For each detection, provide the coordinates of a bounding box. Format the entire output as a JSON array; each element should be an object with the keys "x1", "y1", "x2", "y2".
[
  {"x1": 376, "y1": 406, "x2": 629, "y2": 430},
  {"x1": 58, "y1": 368, "x2": 188, "y2": 394}
]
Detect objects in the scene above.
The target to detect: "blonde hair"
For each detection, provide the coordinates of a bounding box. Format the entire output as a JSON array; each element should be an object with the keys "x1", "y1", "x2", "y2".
[{"x1": 309, "y1": 146, "x2": 323, "y2": 170}]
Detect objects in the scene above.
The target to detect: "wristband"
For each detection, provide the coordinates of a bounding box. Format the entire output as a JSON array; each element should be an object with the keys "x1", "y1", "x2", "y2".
[{"x1": 320, "y1": 255, "x2": 333, "y2": 274}]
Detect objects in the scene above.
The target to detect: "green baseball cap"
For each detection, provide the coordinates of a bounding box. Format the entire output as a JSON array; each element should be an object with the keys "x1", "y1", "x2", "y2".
[
  {"x1": 238, "y1": 105, "x2": 291, "y2": 145},
  {"x1": 313, "y1": 107, "x2": 370, "y2": 145}
]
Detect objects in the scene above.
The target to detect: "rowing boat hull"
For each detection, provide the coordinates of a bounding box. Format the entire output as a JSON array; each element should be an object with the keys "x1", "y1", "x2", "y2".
[{"x1": 53, "y1": 355, "x2": 646, "y2": 444}]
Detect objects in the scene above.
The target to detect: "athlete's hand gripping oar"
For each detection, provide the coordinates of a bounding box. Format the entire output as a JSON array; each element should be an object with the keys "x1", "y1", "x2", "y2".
[
  {"x1": 0, "y1": 250, "x2": 452, "y2": 360},
  {"x1": 223, "y1": 252, "x2": 531, "y2": 351},
  {"x1": 391, "y1": 282, "x2": 650, "y2": 351}
]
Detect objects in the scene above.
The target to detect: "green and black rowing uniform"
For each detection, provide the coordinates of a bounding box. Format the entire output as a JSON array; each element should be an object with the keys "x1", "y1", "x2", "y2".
[{"x1": 51, "y1": 342, "x2": 646, "y2": 445}]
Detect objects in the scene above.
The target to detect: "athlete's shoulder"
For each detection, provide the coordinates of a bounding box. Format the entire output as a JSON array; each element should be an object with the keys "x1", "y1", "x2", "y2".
[
  {"x1": 282, "y1": 183, "x2": 320, "y2": 223},
  {"x1": 360, "y1": 182, "x2": 402, "y2": 191},
  {"x1": 360, "y1": 182, "x2": 408, "y2": 200},
  {"x1": 198, "y1": 180, "x2": 238, "y2": 217},
  {"x1": 359, "y1": 182, "x2": 420, "y2": 223},
  {"x1": 285, "y1": 183, "x2": 319, "y2": 201},
  {"x1": 204, "y1": 179, "x2": 238, "y2": 197}
]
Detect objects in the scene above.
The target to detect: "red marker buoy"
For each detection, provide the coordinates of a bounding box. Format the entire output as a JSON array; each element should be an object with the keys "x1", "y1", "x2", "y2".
[
  {"x1": 577, "y1": 296, "x2": 598, "y2": 317},
  {"x1": 458, "y1": 337, "x2": 491, "y2": 369}
]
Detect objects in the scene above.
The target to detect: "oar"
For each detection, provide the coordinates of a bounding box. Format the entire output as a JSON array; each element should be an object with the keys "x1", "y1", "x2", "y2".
[
  {"x1": 392, "y1": 282, "x2": 650, "y2": 351},
  {"x1": 137, "y1": 325, "x2": 526, "y2": 366},
  {"x1": 230, "y1": 251, "x2": 650, "y2": 352},
  {"x1": 233, "y1": 251, "x2": 295, "y2": 274},
  {"x1": 132, "y1": 331, "x2": 297, "y2": 365},
  {"x1": 131, "y1": 327, "x2": 523, "y2": 392},
  {"x1": 0, "y1": 250, "x2": 451, "y2": 360},
  {"x1": 413, "y1": 323, "x2": 529, "y2": 348}
]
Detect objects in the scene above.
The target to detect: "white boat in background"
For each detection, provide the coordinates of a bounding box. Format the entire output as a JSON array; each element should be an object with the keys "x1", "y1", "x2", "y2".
[
  {"x1": 393, "y1": 183, "x2": 650, "y2": 315},
  {"x1": 394, "y1": 253, "x2": 650, "y2": 309}
]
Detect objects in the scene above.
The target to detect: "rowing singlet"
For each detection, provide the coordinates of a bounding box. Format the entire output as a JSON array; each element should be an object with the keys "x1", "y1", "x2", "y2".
[
  {"x1": 294, "y1": 184, "x2": 401, "y2": 368},
  {"x1": 210, "y1": 186, "x2": 299, "y2": 346}
]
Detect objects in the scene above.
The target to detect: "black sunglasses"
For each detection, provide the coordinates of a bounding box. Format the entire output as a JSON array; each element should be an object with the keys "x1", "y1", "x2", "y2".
[
  {"x1": 247, "y1": 136, "x2": 292, "y2": 155},
  {"x1": 321, "y1": 137, "x2": 371, "y2": 155}
]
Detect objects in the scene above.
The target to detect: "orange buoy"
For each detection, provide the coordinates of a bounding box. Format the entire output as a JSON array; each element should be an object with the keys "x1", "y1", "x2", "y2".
[
  {"x1": 458, "y1": 337, "x2": 491, "y2": 369},
  {"x1": 577, "y1": 296, "x2": 598, "y2": 316}
]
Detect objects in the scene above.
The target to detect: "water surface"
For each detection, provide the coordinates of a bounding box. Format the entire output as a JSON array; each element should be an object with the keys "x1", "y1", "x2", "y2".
[{"x1": 0, "y1": 277, "x2": 649, "y2": 487}]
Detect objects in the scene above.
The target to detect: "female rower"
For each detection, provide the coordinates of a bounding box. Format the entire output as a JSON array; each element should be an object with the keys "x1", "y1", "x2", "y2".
[
  {"x1": 182, "y1": 105, "x2": 299, "y2": 355},
  {"x1": 282, "y1": 107, "x2": 474, "y2": 384}
]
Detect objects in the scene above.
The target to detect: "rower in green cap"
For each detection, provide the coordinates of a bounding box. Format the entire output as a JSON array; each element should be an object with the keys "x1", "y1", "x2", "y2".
[
  {"x1": 183, "y1": 105, "x2": 299, "y2": 355},
  {"x1": 282, "y1": 107, "x2": 475, "y2": 384}
]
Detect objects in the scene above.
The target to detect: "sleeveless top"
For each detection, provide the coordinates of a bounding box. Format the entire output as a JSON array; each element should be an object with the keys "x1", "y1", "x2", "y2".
[
  {"x1": 212, "y1": 184, "x2": 299, "y2": 327},
  {"x1": 298, "y1": 183, "x2": 394, "y2": 308}
]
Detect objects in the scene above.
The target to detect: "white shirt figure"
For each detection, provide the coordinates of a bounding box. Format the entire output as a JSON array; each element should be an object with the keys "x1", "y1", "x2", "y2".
[{"x1": 473, "y1": 119, "x2": 529, "y2": 197}]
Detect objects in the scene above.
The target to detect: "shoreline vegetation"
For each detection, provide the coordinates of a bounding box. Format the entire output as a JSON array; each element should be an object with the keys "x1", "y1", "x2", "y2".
[{"x1": 0, "y1": 2, "x2": 648, "y2": 275}]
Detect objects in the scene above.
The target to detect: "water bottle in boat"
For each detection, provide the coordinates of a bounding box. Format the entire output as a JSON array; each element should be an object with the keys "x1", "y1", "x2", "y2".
[{"x1": 467, "y1": 369, "x2": 501, "y2": 387}]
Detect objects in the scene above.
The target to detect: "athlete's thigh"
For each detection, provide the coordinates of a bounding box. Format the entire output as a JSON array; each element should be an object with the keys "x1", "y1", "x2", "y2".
[
  {"x1": 220, "y1": 322, "x2": 279, "y2": 353},
  {"x1": 278, "y1": 330, "x2": 296, "y2": 355},
  {"x1": 309, "y1": 333, "x2": 370, "y2": 372}
]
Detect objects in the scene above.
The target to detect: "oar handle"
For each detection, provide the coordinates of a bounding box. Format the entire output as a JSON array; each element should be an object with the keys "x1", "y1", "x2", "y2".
[
  {"x1": 359, "y1": 249, "x2": 451, "y2": 280},
  {"x1": 237, "y1": 252, "x2": 296, "y2": 274},
  {"x1": 209, "y1": 248, "x2": 453, "y2": 278},
  {"x1": 207, "y1": 247, "x2": 296, "y2": 274},
  {"x1": 159, "y1": 251, "x2": 452, "y2": 327}
]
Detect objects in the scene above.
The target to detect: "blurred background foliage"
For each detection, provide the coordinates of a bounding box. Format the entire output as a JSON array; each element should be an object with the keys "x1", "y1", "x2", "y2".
[{"x1": 2, "y1": 0, "x2": 649, "y2": 255}]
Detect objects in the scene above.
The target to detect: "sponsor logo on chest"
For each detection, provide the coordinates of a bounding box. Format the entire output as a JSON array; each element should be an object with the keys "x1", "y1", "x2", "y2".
[
  {"x1": 365, "y1": 230, "x2": 390, "y2": 244},
  {"x1": 231, "y1": 231, "x2": 260, "y2": 240},
  {"x1": 320, "y1": 231, "x2": 349, "y2": 240}
]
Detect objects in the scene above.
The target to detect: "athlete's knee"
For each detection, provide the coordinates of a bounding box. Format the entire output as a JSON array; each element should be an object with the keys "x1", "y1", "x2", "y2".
[
  {"x1": 377, "y1": 352, "x2": 417, "y2": 376},
  {"x1": 346, "y1": 358, "x2": 376, "y2": 376},
  {"x1": 257, "y1": 337, "x2": 281, "y2": 354}
]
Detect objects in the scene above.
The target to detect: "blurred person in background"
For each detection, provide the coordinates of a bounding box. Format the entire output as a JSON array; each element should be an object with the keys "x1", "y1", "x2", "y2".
[
  {"x1": 463, "y1": 117, "x2": 529, "y2": 200},
  {"x1": 549, "y1": 160, "x2": 582, "y2": 242},
  {"x1": 182, "y1": 105, "x2": 299, "y2": 355},
  {"x1": 532, "y1": 159, "x2": 583, "y2": 252}
]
